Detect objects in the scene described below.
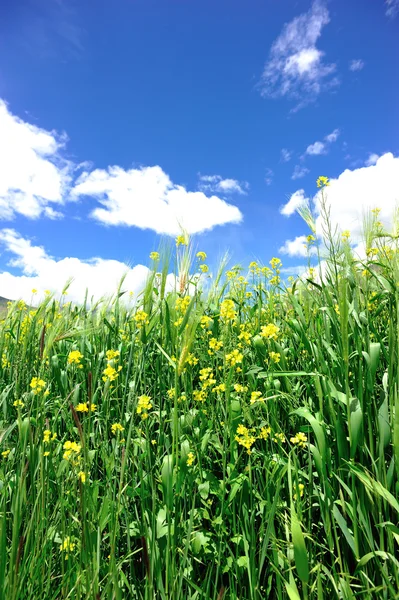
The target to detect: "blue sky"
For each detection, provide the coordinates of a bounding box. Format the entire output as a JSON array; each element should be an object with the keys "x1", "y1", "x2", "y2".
[{"x1": 0, "y1": 0, "x2": 398, "y2": 301}]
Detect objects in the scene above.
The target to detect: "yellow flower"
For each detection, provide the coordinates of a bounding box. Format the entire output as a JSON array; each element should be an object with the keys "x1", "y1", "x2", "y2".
[
  {"x1": 31, "y1": 288, "x2": 38, "y2": 294},
  {"x1": 43, "y1": 451, "x2": 50, "y2": 457},
  {"x1": 78, "y1": 471, "x2": 86, "y2": 483},
  {"x1": 306, "y1": 235, "x2": 316, "y2": 244},
  {"x1": 199, "y1": 264, "x2": 209, "y2": 273},
  {"x1": 2, "y1": 449, "x2": 11, "y2": 458},
  {"x1": 226, "y1": 349, "x2": 243, "y2": 367},
  {"x1": 269, "y1": 351, "x2": 280, "y2": 364},
  {"x1": 63, "y1": 440, "x2": 81, "y2": 461},
  {"x1": 136, "y1": 395, "x2": 152, "y2": 419},
  {"x1": 316, "y1": 176, "x2": 330, "y2": 188},
  {"x1": 193, "y1": 389, "x2": 206, "y2": 402},
  {"x1": 270, "y1": 257, "x2": 282, "y2": 270},
  {"x1": 260, "y1": 324, "x2": 280, "y2": 340},
  {"x1": 196, "y1": 251, "x2": 207, "y2": 261},
  {"x1": 235, "y1": 424, "x2": 257, "y2": 454},
  {"x1": 176, "y1": 234, "x2": 188, "y2": 247},
  {"x1": 259, "y1": 426, "x2": 271, "y2": 440},
  {"x1": 30, "y1": 377, "x2": 46, "y2": 395},
  {"x1": 293, "y1": 483, "x2": 305, "y2": 501},
  {"x1": 341, "y1": 230, "x2": 350, "y2": 242},
  {"x1": 13, "y1": 399, "x2": 24, "y2": 408},
  {"x1": 67, "y1": 350, "x2": 83, "y2": 366},
  {"x1": 134, "y1": 310, "x2": 149, "y2": 328},
  {"x1": 200, "y1": 315, "x2": 212, "y2": 329},
  {"x1": 106, "y1": 349, "x2": 120, "y2": 361},
  {"x1": 208, "y1": 337, "x2": 223, "y2": 353},
  {"x1": 234, "y1": 383, "x2": 248, "y2": 394},
  {"x1": 250, "y1": 391, "x2": 265, "y2": 404},
  {"x1": 187, "y1": 452, "x2": 195, "y2": 466},
  {"x1": 44, "y1": 289, "x2": 51, "y2": 295},
  {"x1": 76, "y1": 402, "x2": 97, "y2": 413},
  {"x1": 149, "y1": 251, "x2": 160, "y2": 260},
  {"x1": 220, "y1": 299, "x2": 236, "y2": 321},
  {"x1": 111, "y1": 422, "x2": 124, "y2": 434},
  {"x1": 290, "y1": 432, "x2": 308, "y2": 448},
  {"x1": 60, "y1": 536, "x2": 75, "y2": 557}
]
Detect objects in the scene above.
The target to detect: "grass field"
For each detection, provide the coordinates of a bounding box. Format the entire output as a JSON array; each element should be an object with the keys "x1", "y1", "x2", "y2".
[{"x1": 1, "y1": 188, "x2": 399, "y2": 599}]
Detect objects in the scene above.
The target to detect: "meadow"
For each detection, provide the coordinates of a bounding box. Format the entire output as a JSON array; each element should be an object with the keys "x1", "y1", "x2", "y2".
[{"x1": 1, "y1": 184, "x2": 398, "y2": 599}]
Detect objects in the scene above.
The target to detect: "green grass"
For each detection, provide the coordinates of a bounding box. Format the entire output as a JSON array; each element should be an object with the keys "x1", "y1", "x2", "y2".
[{"x1": 1, "y1": 198, "x2": 399, "y2": 599}]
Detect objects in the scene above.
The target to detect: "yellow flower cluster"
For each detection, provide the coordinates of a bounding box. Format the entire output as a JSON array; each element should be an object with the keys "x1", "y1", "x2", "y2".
[
  {"x1": 208, "y1": 337, "x2": 223, "y2": 354},
  {"x1": 67, "y1": 350, "x2": 83, "y2": 367},
  {"x1": 290, "y1": 432, "x2": 308, "y2": 448},
  {"x1": 111, "y1": 422, "x2": 124, "y2": 434},
  {"x1": 226, "y1": 349, "x2": 243, "y2": 367},
  {"x1": 60, "y1": 536, "x2": 75, "y2": 558},
  {"x1": 43, "y1": 429, "x2": 57, "y2": 444},
  {"x1": 134, "y1": 310, "x2": 149, "y2": 328},
  {"x1": 175, "y1": 296, "x2": 191, "y2": 313},
  {"x1": 137, "y1": 394, "x2": 152, "y2": 419},
  {"x1": 220, "y1": 299, "x2": 236, "y2": 321},
  {"x1": 268, "y1": 351, "x2": 280, "y2": 364},
  {"x1": 316, "y1": 176, "x2": 329, "y2": 188},
  {"x1": 63, "y1": 440, "x2": 82, "y2": 462},
  {"x1": 30, "y1": 377, "x2": 46, "y2": 395},
  {"x1": 187, "y1": 452, "x2": 195, "y2": 466},
  {"x1": 102, "y1": 349, "x2": 122, "y2": 383},
  {"x1": 13, "y1": 399, "x2": 24, "y2": 409},
  {"x1": 196, "y1": 251, "x2": 207, "y2": 261},
  {"x1": 235, "y1": 424, "x2": 257, "y2": 454},
  {"x1": 250, "y1": 391, "x2": 265, "y2": 404},
  {"x1": 76, "y1": 402, "x2": 97, "y2": 413},
  {"x1": 260, "y1": 324, "x2": 280, "y2": 340},
  {"x1": 199, "y1": 264, "x2": 209, "y2": 273},
  {"x1": 176, "y1": 234, "x2": 188, "y2": 246},
  {"x1": 149, "y1": 251, "x2": 160, "y2": 260}
]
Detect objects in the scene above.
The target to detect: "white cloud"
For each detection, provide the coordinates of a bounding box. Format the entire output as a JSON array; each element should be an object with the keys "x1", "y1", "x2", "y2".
[
  {"x1": 0, "y1": 99, "x2": 72, "y2": 221},
  {"x1": 281, "y1": 189, "x2": 308, "y2": 215},
  {"x1": 305, "y1": 141, "x2": 326, "y2": 156},
  {"x1": 279, "y1": 235, "x2": 310, "y2": 257},
  {"x1": 365, "y1": 153, "x2": 380, "y2": 166},
  {"x1": 292, "y1": 166, "x2": 310, "y2": 180},
  {"x1": 280, "y1": 153, "x2": 399, "y2": 256},
  {"x1": 259, "y1": 1, "x2": 337, "y2": 108},
  {"x1": 265, "y1": 168, "x2": 274, "y2": 186},
  {"x1": 386, "y1": 0, "x2": 399, "y2": 18},
  {"x1": 305, "y1": 129, "x2": 339, "y2": 156},
  {"x1": 0, "y1": 228, "x2": 151, "y2": 304},
  {"x1": 324, "y1": 128, "x2": 340, "y2": 143},
  {"x1": 349, "y1": 59, "x2": 365, "y2": 72},
  {"x1": 71, "y1": 166, "x2": 243, "y2": 236},
  {"x1": 198, "y1": 174, "x2": 249, "y2": 195},
  {"x1": 281, "y1": 148, "x2": 292, "y2": 162}
]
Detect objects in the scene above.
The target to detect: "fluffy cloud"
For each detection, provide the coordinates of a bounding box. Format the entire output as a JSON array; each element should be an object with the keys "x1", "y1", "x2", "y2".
[
  {"x1": 291, "y1": 166, "x2": 310, "y2": 180},
  {"x1": 349, "y1": 59, "x2": 365, "y2": 72},
  {"x1": 71, "y1": 166, "x2": 243, "y2": 235},
  {"x1": 385, "y1": 0, "x2": 399, "y2": 18},
  {"x1": 280, "y1": 153, "x2": 399, "y2": 255},
  {"x1": 279, "y1": 235, "x2": 310, "y2": 257},
  {"x1": 0, "y1": 99, "x2": 72, "y2": 220},
  {"x1": 198, "y1": 174, "x2": 249, "y2": 195},
  {"x1": 0, "y1": 229, "x2": 151, "y2": 304},
  {"x1": 259, "y1": 1, "x2": 338, "y2": 109},
  {"x1": 365, "y1": 153, "x2": 380, "y2": 166},
  {"x1": 280, "y1": 148, "x2": 292, "y2": 162},
  {"x1": 305, "y1": 129, "x2": 340, "y2": 156}
]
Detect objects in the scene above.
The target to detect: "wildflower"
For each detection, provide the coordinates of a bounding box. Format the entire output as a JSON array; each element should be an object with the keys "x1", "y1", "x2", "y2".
[
  {"x1": 235, "y1": 424, "x2": 257, "y2": 454},
  {"x1": 269, "y1": 351, "x2": 281, "y2": 364},
  {"x1": 43, "y1": 429, "x2": 52, "y2": 444},
  {"x1": 226, "y1": 349, "x2": 243, "y2": 367},
  {"x1": 1, "y1": 353, "x2": 10, "y2": 369},
  {"x1": 290, "y1": 432, "x2": 308, "y2": 448},
  {"x1": 341, "y1": 230, "x2": 350, "y2": 242},
  {"x1": 234, "y1": 383, "x2": 248, "y2": 394},
  {"x1": 197, "y1": 251, "x2": 207, "y2": 261},
  {"x1": 1, "y1": 449, "x2": 10, "y2": 458},
  {"x1": 151, "y1": 439, "x2": 157, "y2": 445},
  {"x1": 78, "y1": 471, "x2": 86, "y2": 484},
  {"x1": 137, "y1": 395, "x2": 152, "y2": 419},
  {"x1": 259, "y1": 426, "x2": 271, "y2": 440},
  {"x1": 167, "y1": 388, "x2": 175, "y2": 399},
  {"x1": 63, "y1": 440, "x2": 81, "y2": 461},
  {"x1": 250, "y1": 391, "x2": 265, "y2": 404},
  {"x1": 60, "y1": 536, "x2": 75, "y2": 558},
  {"x1": 200, "y1": 315, "x2": 212, "y2": 330},
  {"x1": 134, "y1": 310, "x2": 149, "y2": 328},
  {"x1": 334, "y1": 304, "x2": 340, "y2": 315},
  {"x1": 186, "y1": 353, "x2": 198, "y2": 366},
  {"x1": 307, "y1": 235, "x2": 316, "y2": 244},
  {"x1": 187, "y1": 452, "x2": 195, "y2": 466},
  {"x1": 193, "y1": 389, "x2": 206, "y2": 402},
  {"x1": 273, "y1": 432, "x2": 286, "y2": 443},
  {"x1": 260, "y1": 324, "x2": 280, "y2": 340},
  {"x1": 149, "y1": 251, "x2": 160, "y2": 260},
  {"x1": 175, "y1": 296, "x2": 191, "y2": 313},
  {"x1": 106, "y1": 349, "x2": 120, "y2": 361},
  {"x1": 270, "y1": 276, "x2": 280, "y2": 286},
  {"x1": 76, "y1": 402, "x2": 97, "y2": 413},
  {"x1": 44, "y1": 289, "x2": 51, "y2": 295},
  {"x1": 293, "y1": 483, "x2": 305, "y2": 501},
  {"x1": 67, "y1": 350, "x2": 83, "y2": 367},
  {"x1": 316, "y1": 176, "x2": 330, "y2": 188},
  {"x1": 176, "y1": 234, "x2": 188, "y2": 247},
  {"x1": 220, "y1": 299, "x2": 236, "y2": 321},
  {"x1": 30, "y1": 377, "x2": 46, "y2": 395},
  {"x1": 102, "y1": 364, "x2": 122, "y2": 382},
  {"x1": 212, "y1": 383, "x2": 226, "y2": 393},
  {"x1": 43, "y1": 451, "x2": 50, "y2": 457},
  {"x1": 13, "y1": 399, "x2": 24, "y2": 408},
  {"x1": 371, "y1": 207, "x2": 381, "y2": 216},
  {"x1": 270, "y1": 257, "x2": 282, "y2": 270},
  {"x1": 208, "y1": 338, "x2": 223, "y2": 353},
  {"x1": 111, "y1": 422, "x2": 124, "y2": 435},
  {"x1": 199, "y1": 264, "x2": 209, "y2": 273}
]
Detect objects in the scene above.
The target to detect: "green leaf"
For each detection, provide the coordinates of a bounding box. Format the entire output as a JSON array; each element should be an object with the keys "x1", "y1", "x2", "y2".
[{"x1": 291, "y1": 507, "x2": 309, "y2": 583}]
